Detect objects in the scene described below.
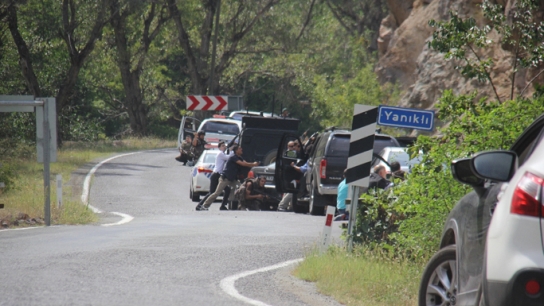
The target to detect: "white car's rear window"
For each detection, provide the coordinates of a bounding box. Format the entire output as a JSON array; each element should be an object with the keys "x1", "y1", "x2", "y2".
[{"x1": 201, "y1": 121, "x2": 240, "y2": 135}]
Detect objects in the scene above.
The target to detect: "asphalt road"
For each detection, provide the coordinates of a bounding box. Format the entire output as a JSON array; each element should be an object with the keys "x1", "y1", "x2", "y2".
[{"x1": 0, "y1": 149, "x2": 346, "y2": 306}]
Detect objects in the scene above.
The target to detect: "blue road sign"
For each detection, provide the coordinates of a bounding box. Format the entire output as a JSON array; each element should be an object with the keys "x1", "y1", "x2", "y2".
[{"x1": 377, "y1": 105, "x2": 435, "y2": 131}]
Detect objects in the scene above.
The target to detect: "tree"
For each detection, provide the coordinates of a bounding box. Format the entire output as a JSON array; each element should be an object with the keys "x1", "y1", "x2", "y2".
[
  {"x1": 428, "y1": 0, "x2": 544, "y2": 102},
  {"x1": 3, "y1": 0, "x2": 110, "y2": 142},
  {"x1": 109, "y1": 0, "x2": 171, "y2": 135},
  {"x1": 325, "y1": 0, "x2": 388, "y2": 52},
  {"x1": 165, "y1": 0, "x2": 279, "y2": 97}
]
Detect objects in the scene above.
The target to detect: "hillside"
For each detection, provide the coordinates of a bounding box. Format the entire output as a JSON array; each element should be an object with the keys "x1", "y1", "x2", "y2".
[{"x1": 376, "y1": 0, "x2": 544, "y2": 128}]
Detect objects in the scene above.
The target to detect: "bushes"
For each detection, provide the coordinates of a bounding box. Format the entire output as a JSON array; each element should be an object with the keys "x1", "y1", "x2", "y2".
[{"x1": 352, "y1": 91, "x2": 544, "y2": 261}]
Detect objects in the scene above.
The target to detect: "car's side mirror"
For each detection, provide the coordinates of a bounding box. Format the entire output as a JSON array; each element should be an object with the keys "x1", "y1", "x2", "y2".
[
  {"x1": 471, "y1": 150, "x2": 518, "y2": 182},
  {"x1": 451, "y1": 158, "x2": 484, "y2": 186}
]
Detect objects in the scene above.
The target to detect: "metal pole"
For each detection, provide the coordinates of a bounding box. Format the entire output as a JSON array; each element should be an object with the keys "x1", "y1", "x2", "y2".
[
  {"x1": 347, "y1": 185, "x2": 359, "y2": 252},
  {"x1": 208, "y1": 0, "x2": 221, "y2": 95},
  {"x1": 43, "y1": 99, "x2": 51, "y2": 226}
]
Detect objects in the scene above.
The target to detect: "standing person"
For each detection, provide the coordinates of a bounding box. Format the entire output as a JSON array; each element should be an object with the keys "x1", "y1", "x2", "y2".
[
  {"x1": 368, "y1": 165, "x2": 392, "y2": 190},
  {"x1": 195, "y1": 141, "x2": 233, "y2": 211},
  {"x1": 281, "y1": 108, "x2": 289, "y2": 118},
  {"x1": 199, "y1": 145, "x2": 259, "y2": 211},
  {"x1": 336, "y1": 169, "x2": 348, "y2": 216},
  {"x1": 278, "y1": 160, "x2": 309, "y2": 212},
  {"x1": 191, "y1": 131, "x2": 207, "y2": 162},
  {"x1": 390, "y1": 161, "x2": 406, "y2": 180},
  {"x1": 285, "y1": 141, "x2": 297, "y2": 158}
]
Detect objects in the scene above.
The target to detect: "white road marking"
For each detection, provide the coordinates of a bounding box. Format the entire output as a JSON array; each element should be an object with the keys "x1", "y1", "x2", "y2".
[
  {"x1": 102, "y1": 212, "x2": 134, "y2": 227},
  {"x1": 81, "y1": 152, "x2": 137, "y2": 225},
  {"x1": 220, "y1": 258, "x2": 303, "y2": 306}
]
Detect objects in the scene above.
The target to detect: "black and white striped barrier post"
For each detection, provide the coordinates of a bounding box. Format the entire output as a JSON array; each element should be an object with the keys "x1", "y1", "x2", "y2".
[{"x1": 346, "y1": 105, "x2": 378, "y2": 251}]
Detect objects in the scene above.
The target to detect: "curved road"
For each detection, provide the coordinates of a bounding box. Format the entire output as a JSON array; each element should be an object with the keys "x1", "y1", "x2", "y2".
[{"x1": 0, "y1": 149, "x2": 345, "y2": 306}]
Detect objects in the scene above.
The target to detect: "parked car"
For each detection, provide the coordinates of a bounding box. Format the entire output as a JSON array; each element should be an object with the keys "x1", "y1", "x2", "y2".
[
  {"x1": 303, "y1": 128, "x2": 351, "y2": 215},
  {"x1": 189, "y1": 150, "x2": 219, "y2": 201},
  {"x1": 418, "y1": 113, "x2": 544, "y2": 306},
  {"x1": 177, "y1": 116, "x2": 242, "y2": 150},
  {"x1": 371, "y1": 146, "x2": 422, "y2": 174},
  {"x1": 274, "y1": 128, "x2": 401, "y2": 215}
]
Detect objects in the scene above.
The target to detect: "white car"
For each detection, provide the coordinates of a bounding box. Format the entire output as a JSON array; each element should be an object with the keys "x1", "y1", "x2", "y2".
[
  {"x1": 178, "y1": 116, "x2": 242, "y2": 150},
  {"x1": 189, "y1": 150, "x2": 219, "y2": 201},
  {"x1": 479, "y1": 133, "x2": 544, "y2": 305},
  {"x1": 372, "y1": 146, "x2": 422, "y2": 174},
  {"x1": 419, "y1": 113, "x2": 544, "y2": 306}
]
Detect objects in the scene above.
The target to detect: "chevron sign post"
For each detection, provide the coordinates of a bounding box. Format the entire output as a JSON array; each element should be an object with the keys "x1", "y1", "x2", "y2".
[
  {"x1": 186, "y1": 95, "x2": 228, "y2": 111},
  {"x1": 346, "y1": 104, "x2": 378, "y2": 251}
]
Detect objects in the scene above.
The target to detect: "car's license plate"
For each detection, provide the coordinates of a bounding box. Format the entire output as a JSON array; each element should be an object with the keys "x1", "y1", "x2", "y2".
[{"x1": 266, "y1": 176, "x2": 274, "y2": 181}]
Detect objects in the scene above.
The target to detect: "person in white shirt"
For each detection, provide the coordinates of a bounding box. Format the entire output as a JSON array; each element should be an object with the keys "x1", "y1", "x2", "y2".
[{"x1": 195, "y1": 141, "x2": 233, "y2": 210}]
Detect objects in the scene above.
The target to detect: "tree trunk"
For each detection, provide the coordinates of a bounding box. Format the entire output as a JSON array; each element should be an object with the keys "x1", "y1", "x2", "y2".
[{"x1": 6, "y1": 4, "x2": 42, "y2": 97}]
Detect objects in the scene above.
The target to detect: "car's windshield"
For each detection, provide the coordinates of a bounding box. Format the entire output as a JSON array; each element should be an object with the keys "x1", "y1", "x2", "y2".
[
  {"x1": 201, "y1": 121, "x2": 240, "y2": 135},
  {"x1": 202, "y1": 152, "x2": 218, "y2": 163}
]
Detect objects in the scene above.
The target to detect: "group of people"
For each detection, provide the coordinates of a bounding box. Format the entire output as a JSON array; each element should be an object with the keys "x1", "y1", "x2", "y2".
[
  {"x1": 335, "y1": 161, "x2": 406, "y2": 220},
  {"x1": 194, "y1": 142, "x2": 270, "y2": 211},
  {"x1": 175, "y1": 131, "x2": 207, "y2": 166},
  {"x1": 181, "y1": 124, "x2": 408, "y2": 216}
]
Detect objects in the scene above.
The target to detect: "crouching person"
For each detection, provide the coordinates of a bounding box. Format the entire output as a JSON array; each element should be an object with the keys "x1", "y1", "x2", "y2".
[{"x1": 236, "y1": 179, "x2": 265, "y2": 211}]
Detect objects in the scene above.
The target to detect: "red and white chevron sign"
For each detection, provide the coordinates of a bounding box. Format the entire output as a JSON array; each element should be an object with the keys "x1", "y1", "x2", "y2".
[{"x1": 186, "y1": 95, "x2": 228, "y2": 111}]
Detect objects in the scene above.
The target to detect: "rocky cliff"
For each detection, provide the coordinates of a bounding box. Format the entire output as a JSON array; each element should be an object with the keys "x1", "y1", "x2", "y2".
[{"x1": 376, "y1": 0, "x2": 544, "y2": 116}]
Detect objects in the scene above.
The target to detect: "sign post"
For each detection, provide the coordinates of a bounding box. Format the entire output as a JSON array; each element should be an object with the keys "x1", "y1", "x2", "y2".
[
  {"x1": 0, "y1": 96, "x2": 57, "y2": 226},
  {"x1": 320, "y1": 205, "x2": 336, "y2": 253},
  {"x1": 346, "y1": 105, "x2": 378, "y2": 252}
]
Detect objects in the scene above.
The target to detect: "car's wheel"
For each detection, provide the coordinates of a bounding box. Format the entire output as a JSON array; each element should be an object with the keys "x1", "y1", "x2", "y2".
[
  {"x1": 293, "y1": 200, "x2": 308, "y2": 214},
  {"x1": 262, "y1": 150, "x2": 276, "y2": 166},
  {"x1": 418, "y1": 245, "x2": 457, "y2": 306},
  {"x1": 309, "y1": 180, "x2": 325, "y2": 216},
  {"x1": 190, "y1": 188, "x2": 200, "y2": 202}
]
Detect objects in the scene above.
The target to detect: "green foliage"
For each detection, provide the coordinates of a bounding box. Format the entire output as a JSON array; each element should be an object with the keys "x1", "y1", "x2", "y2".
[
  {"x1": 58, "y1": 106, "x2": 105, "y2": 142},
  {"x1": 353, "y1": 91, "x2": 544, "y2": 260},
  {"x1": 312, "y1": 62, "x2": 399, "y2": 128},
  {"x1": 0, "y1": 161, "x2": 17, "y2": 192},
  {"x1": 428, "y1": 0, "x2": 544, "y2": 101}
]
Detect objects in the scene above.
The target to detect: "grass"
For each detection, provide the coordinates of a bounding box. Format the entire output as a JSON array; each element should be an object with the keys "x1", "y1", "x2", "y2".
[
  {"x1": 2, "y1": 137, "x2": 423, "y2": 305},
  {"x1": 0, "y1": 137, "x2": 176, "y2": 227},
  {"x1": 293, "y1": 245, "x2": 423, "y2": 306}
]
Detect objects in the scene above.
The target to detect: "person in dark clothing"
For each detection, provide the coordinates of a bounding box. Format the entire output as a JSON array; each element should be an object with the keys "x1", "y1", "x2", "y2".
[
  {"x1": 191, "y1": 130, "x2": 207, "y2": 161},
  {"x1": 176, "y1": 135, "x2": 193, "y2": 165},
  {"x1": 237, "y1": 178, "x2": 266, "y2": 211},
  {"x1": 368, "y1": 165, "x2": 392, "y2": 190},
  {"x1": 199, "y1": 145, "x2": 259, "y2": 211},
  {"x1": 390, "y1": 161, "x2": 406, "y2": 180}
]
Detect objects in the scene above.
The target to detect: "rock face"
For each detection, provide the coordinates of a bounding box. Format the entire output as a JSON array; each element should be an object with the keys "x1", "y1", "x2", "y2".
[{"x1": 376, "y1": 0, "x2": 544, "y2": 119}]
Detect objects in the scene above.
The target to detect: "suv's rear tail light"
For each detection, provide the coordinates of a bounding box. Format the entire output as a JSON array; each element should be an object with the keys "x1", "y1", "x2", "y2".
[
  {"x1": 197, "y1": 167, "x2": 213, "y2": 174},
  {"x1": 510, "y1": 172, "x2": 544, "y2": 217},
  {"x1": 320, "y1": 159, "x2": 327, "y2": 179},
  {"x1": 525, "y1": 279, "x2": 541, "y2": 295}
]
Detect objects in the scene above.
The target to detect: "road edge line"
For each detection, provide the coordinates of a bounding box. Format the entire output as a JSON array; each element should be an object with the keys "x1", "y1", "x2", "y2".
[
  {"x1": 81, "y1": 152, "x2": 137, "y2": 222},
  {"x1": 219, "y1": 258, "x2": 303, "y2": 306}
]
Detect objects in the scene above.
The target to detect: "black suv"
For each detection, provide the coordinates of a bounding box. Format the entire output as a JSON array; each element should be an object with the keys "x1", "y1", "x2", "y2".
[
  {"x1": 275, "y1": 129, "x2": 400, "y2": 215},
  {"x1": 303, "y1": 129, "x2": 351, "y2": 215}
]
